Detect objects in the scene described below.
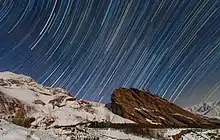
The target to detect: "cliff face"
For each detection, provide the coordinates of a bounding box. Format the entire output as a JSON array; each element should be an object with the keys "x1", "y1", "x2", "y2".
[{"x1": 110, "y1": 88, "x2": 220, "y2": 128}]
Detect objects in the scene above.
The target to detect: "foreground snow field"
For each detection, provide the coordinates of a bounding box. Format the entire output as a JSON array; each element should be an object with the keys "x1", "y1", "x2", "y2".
[
  {"x1": 1, "y1": 119, "x2": 219, "y2": 140},
  {"x1": 0, "y1": 119, "x2": 155, "y2": 140},
  {"x1": 0, "y1": 119, "x2": 58, "y2": 140}
]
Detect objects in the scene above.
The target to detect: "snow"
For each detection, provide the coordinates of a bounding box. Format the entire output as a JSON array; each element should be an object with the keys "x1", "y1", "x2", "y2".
[
  {"x1": 140, "y1": 106, "x2": 148, "y2": 111},
  {"x1": 158, "y1": 116, "x2": 165, "y2": 120},
  {"x1": 187, "y1": 101, "x2": 220, "y2": 119},
  {"x1": 173, "y1": 113, "x2": 194, "y2": 120},
  {"x1": 93, "y1": 128, "x2": 154, "y2": 140},
  {"x1": 0, "y1": 71, "x2": 31, "y2": 80},
  {"x1": 0, "y1": 118, "x2": 152, "y2": 140},
  {"x1": 0, "y1": 87, "x2": 44, "y2": 104},
  {"x1": 145, "y1": 118, "x2": 161, "y2": 125},
  {"x1": 164, "y1": 128, "x2": 186, "y2": 137},
  {"x1": 134, "y1": 107, "x2": 142, "y2": 112},
  {"x1": 0, "y1": 72, "x2": 134, "y2": 127},
  {"x1": 0, "y1": 119, "x2": 58, "y2": 140},
  {"x1": 164, "y1": 128, "x2": 220, "y2": 140}
]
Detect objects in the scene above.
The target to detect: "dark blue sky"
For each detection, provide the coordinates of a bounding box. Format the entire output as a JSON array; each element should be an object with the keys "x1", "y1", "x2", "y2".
[{"x1": 0, "y1": 0, "x2": 220, "y2": 106}]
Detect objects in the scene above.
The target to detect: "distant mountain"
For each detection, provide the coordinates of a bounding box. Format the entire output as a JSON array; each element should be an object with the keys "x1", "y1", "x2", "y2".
[
  {"x1": 107, "y1": 88, "x2": 220, "y2": 128},
  {"x1": 187, "y1": 101, "x2": 220, "y2": 119}
]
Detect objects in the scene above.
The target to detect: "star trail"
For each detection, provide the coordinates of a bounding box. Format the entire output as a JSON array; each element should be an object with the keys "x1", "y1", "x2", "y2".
[{"x1": 0, "y1": 0, "x2": 220, "y2": 106}]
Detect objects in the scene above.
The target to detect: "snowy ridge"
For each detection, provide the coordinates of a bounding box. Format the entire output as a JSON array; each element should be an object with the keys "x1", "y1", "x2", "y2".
[
  {"x1": 0, "y1": 71, "x2": 31, "y2": 80},
  {"x1": 187, "y1": 101, "x2": 220, "y2": 119},
  {"x1": 0, "y1": 71, "x2": 134, "y2": 126}
]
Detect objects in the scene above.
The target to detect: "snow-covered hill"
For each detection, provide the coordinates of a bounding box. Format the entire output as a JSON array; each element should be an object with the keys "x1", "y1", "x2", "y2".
[
  {"x1": 0, "y1": 71, "x2": 140, "y2": 139},
  {"x1": 0, "y1": 72, "x2": 134, "y2": 125}
]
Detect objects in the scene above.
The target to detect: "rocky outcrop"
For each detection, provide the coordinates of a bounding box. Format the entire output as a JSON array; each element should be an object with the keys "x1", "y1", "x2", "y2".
[
  {"x1": 109, "y1": 88, "x2": 220, "y2": 128},
  {"x1": 0, "y1": 91, "x2": 37, "y2": 128},
  {"x1": 0, "y1": 91, "x2": 36, "y2": 118}
]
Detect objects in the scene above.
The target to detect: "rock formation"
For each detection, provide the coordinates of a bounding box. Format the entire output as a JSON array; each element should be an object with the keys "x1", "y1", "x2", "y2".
[{"x1": 109, "y1": 88, "x2": 220, "y2": 128}]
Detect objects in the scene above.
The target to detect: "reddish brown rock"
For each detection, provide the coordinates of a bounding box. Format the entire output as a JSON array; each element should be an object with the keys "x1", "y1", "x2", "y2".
[{"x1": 109, "y1": 88, "x2": 220, "y2": 128}]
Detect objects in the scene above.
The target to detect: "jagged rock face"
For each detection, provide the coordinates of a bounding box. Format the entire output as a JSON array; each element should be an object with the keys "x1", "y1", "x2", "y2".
[{"x1": 110, "y1": 88, "x2": 220, "y2": 128}]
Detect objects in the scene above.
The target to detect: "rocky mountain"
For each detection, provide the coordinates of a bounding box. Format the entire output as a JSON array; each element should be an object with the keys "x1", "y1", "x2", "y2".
[
  {"x1": 108, "y1": 88, "x2": 220, "y2": 128},
  {"x1": 187, "y1": 101, "x2": 220, "y2": 119},
  {"x1": 0, "y1": 71, "x2": 219, "y2": 140}
]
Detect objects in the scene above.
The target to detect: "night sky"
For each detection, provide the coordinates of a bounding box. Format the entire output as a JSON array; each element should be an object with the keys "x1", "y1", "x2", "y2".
[{"x1": 0, "y1": 0, "x2": 220, "y2": 106}]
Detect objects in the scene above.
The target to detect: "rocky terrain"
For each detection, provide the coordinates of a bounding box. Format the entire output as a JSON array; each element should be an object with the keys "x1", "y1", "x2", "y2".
[
  {"x1": 0, "y1": 71, "x2": 219, "y2": 140},
  {"x1": 108, "y1": 88, "x2": 220, "y2": 128}
]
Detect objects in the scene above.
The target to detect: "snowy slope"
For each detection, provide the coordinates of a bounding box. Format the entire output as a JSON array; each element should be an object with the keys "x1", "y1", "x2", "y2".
[
  {"x1": 0, "y1": 72, "x2": 148, "y2": 140},
  {"x1": 0, "y1": 71, "x2": 134, "y2": 127}
]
